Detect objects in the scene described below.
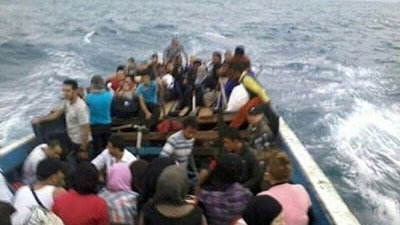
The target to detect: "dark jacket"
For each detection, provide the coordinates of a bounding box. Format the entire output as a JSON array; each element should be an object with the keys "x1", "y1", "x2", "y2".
[{"x1": 238, "y1": 146, "x2": 263, "y2": 194}]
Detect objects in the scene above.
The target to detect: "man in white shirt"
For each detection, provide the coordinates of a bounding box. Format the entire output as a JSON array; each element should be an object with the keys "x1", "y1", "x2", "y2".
[
  {"x1": 91, "y1": 135, "x2": 137, "y2": 171},
  {"x1": 22, "y1": 140, "x2": 63, "y2": 184},
  {"x1": 31, "y1": 79, "x2": 91, "y2": 160}
]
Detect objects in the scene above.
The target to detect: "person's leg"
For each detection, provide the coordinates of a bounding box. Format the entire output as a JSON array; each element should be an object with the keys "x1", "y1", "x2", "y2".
[
  {"x1": 230, "y1": 97, "x2": 263, "y2": 128},
  {"x1": 91, "y1": 125, "x2": 102, "y2": 157}
]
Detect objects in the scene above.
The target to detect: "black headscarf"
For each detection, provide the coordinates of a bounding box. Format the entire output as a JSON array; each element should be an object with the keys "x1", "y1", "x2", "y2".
[
  {"x1": 242, "y1": 195, "x2": 283, "y2": 225},
  {"x1": 142, "y1": 157, "x2": 176, "y2": 203}
]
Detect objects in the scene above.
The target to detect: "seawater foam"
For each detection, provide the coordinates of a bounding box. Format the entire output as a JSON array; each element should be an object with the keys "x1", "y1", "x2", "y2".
[
  {"x1": 84, "y1": 31, "x2": 96, "y2": 44},
  {"x1": 0, "y1": 49, "x2": 90, "y2": 146},
  {"x1": 331, "y1": 99, "x2": 400, "y2": 225}
]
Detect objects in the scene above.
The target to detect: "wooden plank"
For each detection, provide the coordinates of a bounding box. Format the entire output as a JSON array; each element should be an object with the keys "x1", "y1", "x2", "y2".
[{"x1": 115, "y1": 130, "x2": 249, "y2": 141}]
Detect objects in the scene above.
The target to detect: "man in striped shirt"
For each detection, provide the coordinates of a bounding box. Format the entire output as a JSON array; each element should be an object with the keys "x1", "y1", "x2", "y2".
[{"x1": 160, "y1": 116, "x2": 198, "y2": 168}]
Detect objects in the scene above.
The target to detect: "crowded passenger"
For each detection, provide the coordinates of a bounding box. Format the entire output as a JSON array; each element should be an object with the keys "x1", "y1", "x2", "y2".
[
  {"x1": 246, "y1": 105, "x2": 275, "y2": 160},
  {"x1": 116, "y1": 75, "x2": 137, "y2": 99},
  {"x1": 233, "y1": 195, "x2": 285, "y2": 225},
  {"x1": 22, "y1": 140, "x2": 63, "y2": 184},
  {"x1": 141, "y1": 157, "x2": 176, "y2": 204},
  {"x1": 12, "y1": 158, "x2": 66, "y2": 225},
  {"x1": 159, "y1": 116, "x2": 198, "y2": 168},
  {"x1": 52, "y1": 162, "x2": 109, "y2": 225},
  {"x1": 126, "y1": 57, "x2": 137, "y2": 77},
  {"x1": 129, "y1": 159, "x2": 149, "y2": 195},
  {"x1": 99, "y1": 163, "x2": 138, "y2": 225},
  {"x1": 198, "y1": 153, "x2": 252, "y2": 225},
  {"x1": 138, "y1": 165, "x2": 208, "y2": 225},
  {"x1": 108, "y1": 65, "x2": 127, "y2": 92},
  {"x1": 31, "y1": 79, "x2": 91, "y2": 161},
  {"x1": 222, "y1": 127, "x2": 262, "y2": 194},
  {"x1": 92, "y1": 134, "x2": 137, "y2": 172},
  {"x1": 259, "y1": 151, "x2": 313, "y2": 225},
  {"x1": 163, "y1": 37, "x2": 188, "y2": 64},
  {"x1": 136, "y1": 73, "x2": 160, "y2": 127},
  {"x1": 86, "y1": 75, "x2": 113, "y2": 157}
]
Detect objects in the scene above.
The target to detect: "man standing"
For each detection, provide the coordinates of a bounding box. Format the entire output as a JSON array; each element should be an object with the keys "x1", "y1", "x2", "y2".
[
  {"x1": 86, "y1": 75, "x2": 113, "y2": 157},
  {"x1": 160, "y1": 116, "x2": 198, "y2": 168},
  {"x1": 163, "y1": 37, "x2": 188, "y2": 64},
  {"x1": 32, "y1": 79, "x2": 91, "y2": 160},
  {"x1": 222, "y1": 127, "x2": 262, "y2": 194},
  {"x1": 22, "y1": 140, "x2": 63, "y2": 184}
]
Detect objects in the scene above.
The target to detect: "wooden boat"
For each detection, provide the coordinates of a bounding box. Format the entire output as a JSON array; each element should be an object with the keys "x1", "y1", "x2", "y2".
[{"x1": 0, "y1": 108, "x2": 361, "y2": 224}]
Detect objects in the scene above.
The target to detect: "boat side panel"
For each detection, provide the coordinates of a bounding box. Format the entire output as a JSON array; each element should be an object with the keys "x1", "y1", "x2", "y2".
[{"x1": 0, "y1": 136, "x2": 36, "y2": 180}]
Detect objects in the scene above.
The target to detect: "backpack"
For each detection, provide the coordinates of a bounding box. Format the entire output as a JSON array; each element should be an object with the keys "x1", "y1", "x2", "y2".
[{"x1": 23, "y1": 186, "x2": 64, "y2": 225}]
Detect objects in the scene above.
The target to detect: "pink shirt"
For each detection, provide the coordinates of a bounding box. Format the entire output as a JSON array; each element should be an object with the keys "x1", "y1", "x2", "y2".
[
  {"x1": 52, "y1": 190, "x2": 109, "y2": 225},
  {"x1": 258, "y1": 183, "x2": 311, "y2": 225}
]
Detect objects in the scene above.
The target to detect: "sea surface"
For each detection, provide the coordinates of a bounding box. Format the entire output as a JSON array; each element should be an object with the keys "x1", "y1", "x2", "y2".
[{"x1": 1, "y1": 0, "x2": 399, "y2": 224}]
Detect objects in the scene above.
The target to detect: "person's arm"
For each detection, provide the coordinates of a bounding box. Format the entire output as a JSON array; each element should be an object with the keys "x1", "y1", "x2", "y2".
[
  {"x1": 80, "y1": 124, "x2": 90, "y2": 151},
  {"x1": 159, "y1": 138, "x2": 175, "y2": 157},
  {"x1": 76, "y1": 104, "x2": 90, "y2": 151},
  {"x1": 241, "y1": 76, "x2": 271, "y2": 103},
  {"x1": 31, "y1": 107, "x2": 64, "y2": 124},
  {"x1": 200, "y1": 215, "x2": 208, "y2": 225},
  {"x1": 181, "y1": 45, "x2": 189, "y2": 66},
  {"x1": 91, "y1": 150, "x2": 107, "y2": 171},
  {"x1": 243, "y1": 153, "x2": 263, "y2": 191},
  {"x1": 138, "y1": 95, "x2": 152, "y2": 120}
]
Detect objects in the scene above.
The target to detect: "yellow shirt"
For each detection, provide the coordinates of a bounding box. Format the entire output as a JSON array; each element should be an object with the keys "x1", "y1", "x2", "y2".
[{"x1": 239, "y1": 72, "x2": 271, "y2": 103}]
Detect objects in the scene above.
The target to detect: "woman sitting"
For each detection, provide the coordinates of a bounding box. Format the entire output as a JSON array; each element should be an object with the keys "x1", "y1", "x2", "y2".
[
  {"x1": 198, "y1": 153, "x2": 252, "y2": 225},
  {"x1": 99, "y1": 163, "x2": 138, "y2": 225},
  {"x1": 258, "y1": 151, "x2": 313, "y2": 225},
  {"x1": 139, "y1": 165, "x2": 208, "y2": 225},
  {"x1": 117, "y1": 76, "x2": 137, "y2": 100},
  {"x1": 233, "y1": 195, "x2": 285, "y2": 225}
]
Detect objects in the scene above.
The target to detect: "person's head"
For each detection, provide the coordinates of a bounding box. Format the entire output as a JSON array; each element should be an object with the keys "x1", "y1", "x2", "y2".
[
  {"x1": 72, "y1": 162, "x2": 100, "y2": 195},
  {"x1": 182, "y1": 116, "x2": 198, "y2": 140},
  {"x1": 215, "y1": 153, "x2": 241, "y2": 184},
  {"x1": 226, "y1": 59, "x2": 247, "y2": 80},
  {"x1": 130, "y1": 159, "x2": 149, "y2": 193},
  {"x1": 36, "y1": 158, "x2": 65, "y2": 187},
  {"x1": 127, "y1": 57, "x2": 135, "y2": 66},
  {"x1": 242, "y1": 195, "x2": 284, "y2": 225},
  {"x1": 143, "y1": 157, "x2": 176, "y2": 202},
  {"x1": 247, "y1": 105, "x2": 264, "y2": 125},
  {"x1": 141, "y1": 74, "x2": 152, "y2": 86},
  {"x1": 224, "y1": 50, "x2": 232, "y2": 62},
  {"x1": 234, "y1": 46, "x2": 245, "y2": 57},
  {"x1": 193, "y1": 59, "x2": 202, "y2": 71},
  {"x1": 153, "y1": 165, "x2": 188, "y2": 205},
  {"x1": 62, "y1": 79, "x2": 78, "y2": 101},
  {"x1": 107, "y1": 135, "x2": 126, "y2": 158},
  {"x1": 266, "y1": 151, "x2": 292, "y2": 184},
  {"x1": 196, "y1": 65, "x2": 207, "y2": 78},
  {"x1": 106, "y1": 163, "x2": 132, "y2": 192},
  {"x1": 222, "y1": 127, "x2": 243, "y2": 153},
  {"x1": 116, "y1": 65, "x2": 126, "y2": 80},
  {"x1": 151, "y1": 53, "x2": 158, "y2": 64},
  {"x1": 171, "y1": 37, "x2": 180, "y2": 47},
  {"x1": 90, "y1": 75, "x2": 105, "y2": 91},
  {"x1": 43, "y1": 140, "x2": 63, "y2": 159},
  {"x1": 212, "y1": 51, "x2": 222, "y2": 64}
]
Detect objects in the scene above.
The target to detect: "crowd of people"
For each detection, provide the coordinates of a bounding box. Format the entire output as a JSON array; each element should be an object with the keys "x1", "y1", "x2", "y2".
[{"x1": 0, "y1": 38, "x2": 313, "y2": 225}]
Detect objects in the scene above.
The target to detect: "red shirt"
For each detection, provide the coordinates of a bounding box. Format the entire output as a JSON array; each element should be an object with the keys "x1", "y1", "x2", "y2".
[
  {"x1": 52, "y1": 190, "x2": 109, "y2": 225},
  {"x1": 108, "y1": 77, "x2": 122, "y2": 92}
]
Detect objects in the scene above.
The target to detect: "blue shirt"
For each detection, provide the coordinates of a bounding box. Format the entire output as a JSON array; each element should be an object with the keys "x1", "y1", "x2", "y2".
[
  {"x1": 86, "y1": 91, "x2": 113, "y2": 125},
  {"x1": 136, "y1": 80, "x2": 158, "y2": 104}
]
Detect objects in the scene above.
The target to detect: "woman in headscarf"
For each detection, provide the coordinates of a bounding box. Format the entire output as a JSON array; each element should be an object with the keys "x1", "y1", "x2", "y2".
[
  {"x1": 99, "y1": 163, "x2": 138, "y2": 225},
  {"x1": 138, "y1": 165, "x2": 208, "y2": 225},
  {"x1": 198, "y1": 153, "x2": 252, "y2": 225},
  {"x1": 233, "y1": 195, "x2": 285, "y2": 225},
  {"x1": 141, "y1": 157, "x2": 176, "y2": 204}
]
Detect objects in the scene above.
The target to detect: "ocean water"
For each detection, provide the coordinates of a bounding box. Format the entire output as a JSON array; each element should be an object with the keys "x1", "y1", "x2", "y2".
[{"x1": 1, "y1": 0, "x2": 399, "y2": 224}]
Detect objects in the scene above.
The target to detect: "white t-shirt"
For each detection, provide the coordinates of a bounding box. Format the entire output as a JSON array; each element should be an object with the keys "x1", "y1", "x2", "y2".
[
  {"x1": 161, "y1": 74, "x2": 175, "y2": 90},
  {"x1": 64, "y1": 97, "x2": 91, "y2": 144},
  {"x1": 226, "y1": 84, "x2": 250, "y2": 112},
  {"x1": 91, "y1": 149, "x2": 137, "y2": 172},
  {"x1": 11, "y1": 185, "x2": 56, "y2": 225},
  {"x1": 22, "y1": 144, "x2": 47, "y2": 185},
  {"x1": 0, "y1": 172, "x2": 13, "y2": 203}
]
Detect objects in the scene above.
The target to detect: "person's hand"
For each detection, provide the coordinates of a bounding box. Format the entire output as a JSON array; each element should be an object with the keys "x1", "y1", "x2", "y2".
[
  {"x1": 31, "y1": 118, "x2": 41, "y2": 125},
  {"x1": 145, "y1": 112, "x2": 152, "y2": 120}
]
